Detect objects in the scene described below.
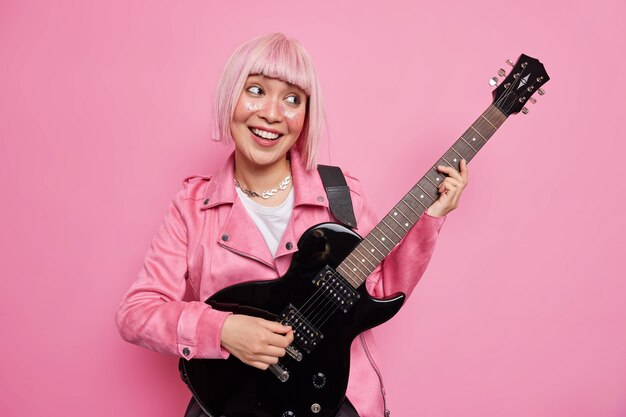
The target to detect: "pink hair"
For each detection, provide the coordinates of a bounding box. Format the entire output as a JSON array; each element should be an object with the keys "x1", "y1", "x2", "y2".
[{"x1": 211, "y1": 33, "x2": 324, "y2": 170}]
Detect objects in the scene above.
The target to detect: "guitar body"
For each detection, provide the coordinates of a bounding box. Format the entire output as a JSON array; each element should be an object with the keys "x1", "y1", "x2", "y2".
[{"x1": 180, "y1": 222, "x2": 405, "y2": 417}]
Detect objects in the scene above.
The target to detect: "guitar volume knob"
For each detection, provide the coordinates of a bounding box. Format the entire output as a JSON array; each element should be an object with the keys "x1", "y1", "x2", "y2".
[{"x1": 312, "y1": 372, "x2": 327, "y2": 389}]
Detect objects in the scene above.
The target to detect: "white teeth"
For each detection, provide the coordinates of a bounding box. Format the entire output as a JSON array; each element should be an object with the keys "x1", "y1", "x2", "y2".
[{"x1": 251, "y1": 128, "x2": 280, "y2": 140}]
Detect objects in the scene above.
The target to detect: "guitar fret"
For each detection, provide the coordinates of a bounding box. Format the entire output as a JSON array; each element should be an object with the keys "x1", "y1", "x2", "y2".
[
  {"x1": 388, "y1": 213, "x2": 409, "y2": 231},
  {"x1": 392, "y1": 207, "x2": 413, "y2": 224},
  {"x1": 441, "y1": 156, "x2": 455, "y2": 168},
  {"x1": 481, "y1": 114, "x2": 497, "y2": 129},
  {"x1": 381, "y1": 218, "x2": 404, "y2": 239},
  {"x1": 337, "y1": 263, "x2": 357, "y2": 282},
  {"x1": 453, "y1": 140, "x2": 475, "y2": 160},
  {"x1": 408, "y1": 190, "x2": 430, "y2": 209},
  {"x1": 366, "y1": 234, "x2": 391, "y2": 258},
  {"x1": 362, "y1": 238, "x2": 385, "y2": 260},
  {"x1": 345, "y1": 253, "x2": 369, "y2": 274},
  {"x1": 399, "y1": 197, "x2": 421, "y2": 216},
  {"x1": 336, "y1": 264, "x2": 359, "y2": 287},
  {"x1": 470, "y1": 125, "x2": 487, "y2": 141},
  {"x1": 450, "y1": 146, "x2": 464, "y2": 161},
  {"x1": 343, "y1": 256, "x2": 369, "y2": 280},
  {"x1": 460, "y1": 136, "x2": 478, "y2": 153},
  {"x1": 359, "y1": 240, "x2": 383, "y2": 263},
  {"x1": 423, "y1": 174, "x2": 439, "y2": 189},
  {"x1": 353, "y1": 245, "x2": 378, "y2": 269},
  {"x1": 374, "y1": 225, "x2": 396, "y2": 248},
  {"x1": 477, "y1": 117, "x2": 497, "y2": 135},
  {"x1": 369, "y1": 231, "x2": 392, "y2": 252}
]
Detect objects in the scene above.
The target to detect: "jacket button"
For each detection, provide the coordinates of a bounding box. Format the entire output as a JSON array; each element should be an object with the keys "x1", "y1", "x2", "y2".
[
  {"x1": 203, "y1": 198, "x2": 210, "y2": 205},
  {"x1": 317, "y1": 196, "x2": 325, "y2": 202},
  {"x1": 221, "y1": 234, "x2": 229, "y2": 242},
  {"x1": 182, "y1": 347, "x2": 190, "y2": 357},
  {"x1": 285, "y1": 242, "x2": 293, "y2": 250}
]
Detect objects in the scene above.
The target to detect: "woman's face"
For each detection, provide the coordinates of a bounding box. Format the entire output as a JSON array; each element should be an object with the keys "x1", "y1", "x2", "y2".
[{"x1": 230, "y1": 75, "x2": 307, "y2": 168}]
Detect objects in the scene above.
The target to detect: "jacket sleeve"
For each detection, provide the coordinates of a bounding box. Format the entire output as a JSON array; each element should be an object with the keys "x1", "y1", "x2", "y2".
[
  {"x1": 115, "y1": 187, "x2": 231, "y2": 360},
  {"x1": 352, "y1": 183, "x2": 446, "y2": 300}
]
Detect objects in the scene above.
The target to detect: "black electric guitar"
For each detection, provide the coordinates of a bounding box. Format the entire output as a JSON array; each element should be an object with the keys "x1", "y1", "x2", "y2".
[{"x1": 180, "y1": 54, "x2": 550, "y2": 417}]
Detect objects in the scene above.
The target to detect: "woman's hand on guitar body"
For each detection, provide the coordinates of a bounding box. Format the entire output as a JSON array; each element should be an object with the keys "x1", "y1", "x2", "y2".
[
  {"x1": 426, "y1": 159, "x2": 469, "y2": 217},
  {"x1": 220, "y1": 314, "x2": 294, "y2": 370}
]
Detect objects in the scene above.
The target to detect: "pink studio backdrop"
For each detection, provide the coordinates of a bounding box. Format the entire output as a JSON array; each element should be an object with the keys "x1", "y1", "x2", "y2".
[{"x1": 1, "y1": 1, "x2": 625, "y2": 416}]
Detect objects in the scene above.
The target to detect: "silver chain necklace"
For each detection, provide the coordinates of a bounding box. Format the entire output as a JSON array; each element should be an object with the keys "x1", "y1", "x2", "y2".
[{"x1": 234, "y1": 163, "x2": 292, "y2": 199}]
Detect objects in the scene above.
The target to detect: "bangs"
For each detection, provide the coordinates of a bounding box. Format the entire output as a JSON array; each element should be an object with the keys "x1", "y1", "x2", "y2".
[{"x1": 248, "y1": 39, "x2": 314, "y2": 94}]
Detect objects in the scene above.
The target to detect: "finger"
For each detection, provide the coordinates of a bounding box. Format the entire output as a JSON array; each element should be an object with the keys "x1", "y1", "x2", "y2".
[
  {"x1": 248, "y1": 357, "x2": 278, "y2": 370},
  {"x1": 248, "y1": 361, "x2": 270, "y2": 370},
  {"x1": 438, "y1": 179, "x2": 459, "y2": 194},
  {"x1": 260, "y1": 319, "x2": 292, "y2": 334},
  {"x1": 260, "y1": 345, "x2": 287, "y2": 358},
  {"x1": 253, "y1": 354, "x2": 280, "y2": 365},
  {"x1": 436, "y1": 164, "x2": 462, "y2": 181},
  {"x1": 267, "y1": 331, "x2": 293, "y2": 348},
  {"x1": 459, "y1": 159, "x2": 469, "y2": 182}
]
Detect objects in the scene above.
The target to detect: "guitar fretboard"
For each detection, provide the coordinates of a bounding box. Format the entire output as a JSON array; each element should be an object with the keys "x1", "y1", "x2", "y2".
[{"x1": 337, "y1": 104, "x2": 507, "y2": 288}]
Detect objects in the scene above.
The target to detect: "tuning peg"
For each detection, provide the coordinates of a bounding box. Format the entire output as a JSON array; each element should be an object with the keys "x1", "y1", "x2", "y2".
[
  {"x1": 489, "y1": 76, "x2": 499, "y2": 87},
  {"x1": 529, "y1": 97, "x2": 537, "y2": 104},
  {"x1": 497, "y1": 68, "x2": 506, "y2": 77},
  {"x1": 538, "y1": 88, "x2": 545, "y2": 95},
  {"x1": 521, "y1": 107, "x2": 529, "y2": 114},
  {"x1": 506, "y1": 59, "x2": 514, "y2": 66}
]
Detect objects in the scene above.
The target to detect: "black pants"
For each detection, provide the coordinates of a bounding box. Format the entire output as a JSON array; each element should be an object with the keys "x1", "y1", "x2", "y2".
[{"x1": 184, "y1": 397, "x2": 360, "y2": 417}]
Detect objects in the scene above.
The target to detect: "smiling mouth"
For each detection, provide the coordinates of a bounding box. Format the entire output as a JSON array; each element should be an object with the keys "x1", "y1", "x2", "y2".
[{"x1": 250, "y1": 127, "x2": 282, "y2": 141}]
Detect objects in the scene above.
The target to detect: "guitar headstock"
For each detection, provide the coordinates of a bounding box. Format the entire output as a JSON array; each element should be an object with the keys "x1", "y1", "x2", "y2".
[{"x1": 491, "y1": 54, "x2": 550, "y2": 116}]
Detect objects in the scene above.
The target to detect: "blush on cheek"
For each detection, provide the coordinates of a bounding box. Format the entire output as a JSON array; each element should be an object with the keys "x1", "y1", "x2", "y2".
[
  {"x1": 280, "y1": 105, "x2": 298, "y2": 120},
  {"x1": 244, "y1": 101, "x2": 264, "y2": 112}
]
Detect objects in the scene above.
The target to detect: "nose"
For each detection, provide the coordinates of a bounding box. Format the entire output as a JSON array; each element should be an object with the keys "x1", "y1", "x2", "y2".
[{"x1": 258, "y1": 96, "x2": 283, "y2": 124}]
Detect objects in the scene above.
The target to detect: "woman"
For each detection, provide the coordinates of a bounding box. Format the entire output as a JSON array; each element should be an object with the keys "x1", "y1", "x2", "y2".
[{"x1": 116, "y1": 33, "x2": 468, "y2": 417}]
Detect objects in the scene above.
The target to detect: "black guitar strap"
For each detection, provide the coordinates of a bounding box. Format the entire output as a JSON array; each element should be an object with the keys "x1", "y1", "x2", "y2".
[{"x1": 317, "y1": 164, "x2": 358, "y2": 229}]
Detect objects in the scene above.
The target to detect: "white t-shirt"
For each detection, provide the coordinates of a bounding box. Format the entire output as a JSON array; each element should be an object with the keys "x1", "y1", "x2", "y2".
[{"x1": 235, "y1": 187, "x2": 294, "y2": 258}]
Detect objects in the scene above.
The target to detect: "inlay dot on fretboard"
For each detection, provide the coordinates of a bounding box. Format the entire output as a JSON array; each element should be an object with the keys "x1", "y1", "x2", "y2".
[
  {"x1": 405, "y1": 223, "x2": 409, "y2": 227},
  {"x1": 472, "y1": 138, "x2": 476, "y2": 141},
  {"x1": 352, "y1": 268, "x2": 356, "y2": 272},
  {"x1": 453, "y1": 158, "x2": 457, "y2": 162},
  {"x1": 381, "y1": 237, "x2": 386, "y2": 241},
  {"x1": 436, "y1": 177, "x2": 440, "y2": 181},
  {"x1": 361, "y1": 259, "x2": 365, "y2": 263},
  {"x1": 393, "y1": 212, "x2": 397, "y2": 216},
  {"x1": 420, "y1": 195, "x2": 424, "y2": 198},
  {"x1": 370, "y1": 249, "x2": 375, "y2": 253}
]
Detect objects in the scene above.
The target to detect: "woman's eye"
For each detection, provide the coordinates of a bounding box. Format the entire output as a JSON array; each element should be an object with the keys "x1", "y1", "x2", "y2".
[
  {"x1": 285, "y1": 95, "x2": 301, "y2": 105},
  {"x1": 247, "y1": 86, "x2": 263, "y2": 95}
]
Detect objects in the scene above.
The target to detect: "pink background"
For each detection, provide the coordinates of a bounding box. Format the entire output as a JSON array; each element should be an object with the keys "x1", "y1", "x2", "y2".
[{"x1": 1, "y1": 1, "x2": 625, "y2": 416}]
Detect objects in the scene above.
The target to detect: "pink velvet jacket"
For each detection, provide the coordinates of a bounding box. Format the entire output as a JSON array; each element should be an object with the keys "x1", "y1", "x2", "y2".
[{"x1": 116, "y1": 150, "x2": 445, "y2": 417}]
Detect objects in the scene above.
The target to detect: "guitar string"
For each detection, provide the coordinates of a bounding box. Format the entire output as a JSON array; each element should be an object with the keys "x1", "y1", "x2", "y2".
[
  {"x1": 301, "y1": 96, "x2": 506, "y2": 332},
  {"x1": 281, "y1": 63, "x2": 538, "y2": 365},
  {"x1": 305, "y1": 62, "x2": 548, "y2": 338}
]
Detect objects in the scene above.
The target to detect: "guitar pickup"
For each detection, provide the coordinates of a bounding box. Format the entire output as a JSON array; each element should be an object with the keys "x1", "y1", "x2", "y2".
[
  {"x1": 279, "y1": 304, "x2": 323, "y2": 354},
  {"x1": 313, "y1": 265, "x2": 360, "y2": 313}
]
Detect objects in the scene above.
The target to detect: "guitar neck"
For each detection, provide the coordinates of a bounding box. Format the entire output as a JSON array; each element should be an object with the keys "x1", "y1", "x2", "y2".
[{"x1": 337, "y1": 104, "x2": 508, "y2": 288}]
